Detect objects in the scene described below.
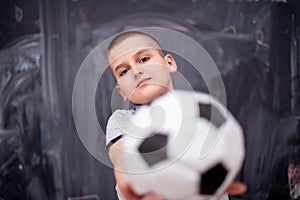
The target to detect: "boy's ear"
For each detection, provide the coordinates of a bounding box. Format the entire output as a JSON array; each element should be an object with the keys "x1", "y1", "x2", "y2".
[
  {"x1": 117, "y1": 85, "x2": 129, "y2": 102},
  {"x1": 164, "y1": 54, "x2": 177, "y2": 73},
  {"x1": 225, "y1": 182, "x2": 247, "y2": 195}
]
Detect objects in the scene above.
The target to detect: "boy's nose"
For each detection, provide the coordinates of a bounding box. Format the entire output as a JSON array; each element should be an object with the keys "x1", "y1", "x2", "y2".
[{"x1": 132, "y1": 68, "x2": 144, "y2": 79}]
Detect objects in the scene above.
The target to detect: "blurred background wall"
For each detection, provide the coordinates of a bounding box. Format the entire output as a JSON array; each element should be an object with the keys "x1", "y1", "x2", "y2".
[{"x1": 0, "y1": 0, "x2": 299, "y2": 200}]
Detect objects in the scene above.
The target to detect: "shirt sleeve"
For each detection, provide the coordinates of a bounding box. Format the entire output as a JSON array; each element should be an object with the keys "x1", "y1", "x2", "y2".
[{"x1": 106, "y1": 109, "x2": 131, "y2": 149}]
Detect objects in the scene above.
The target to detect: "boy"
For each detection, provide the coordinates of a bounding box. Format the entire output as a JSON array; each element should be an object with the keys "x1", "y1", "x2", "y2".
[{"x1": 106, "y1": 31, "x2": 246, "y2": 200}]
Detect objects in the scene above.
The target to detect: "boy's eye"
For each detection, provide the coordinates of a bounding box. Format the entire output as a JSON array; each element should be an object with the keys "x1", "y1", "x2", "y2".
[
  {"x1": 138, "y1": 56, "x2": 150, "y2": 63},
  {"x1": 120, "y1": 68, "x2": 128, "y2": 76}
]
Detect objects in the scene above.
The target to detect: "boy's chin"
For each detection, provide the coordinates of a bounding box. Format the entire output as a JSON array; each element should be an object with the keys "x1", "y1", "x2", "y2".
[{"x1": 130, "y1": 85, "x2": 171, "y2": 105}]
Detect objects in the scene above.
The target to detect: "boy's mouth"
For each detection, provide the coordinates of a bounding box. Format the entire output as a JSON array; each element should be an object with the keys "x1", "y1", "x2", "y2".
[{"x1": 136, "y1": 78, "x2": 151, "y2": 88}]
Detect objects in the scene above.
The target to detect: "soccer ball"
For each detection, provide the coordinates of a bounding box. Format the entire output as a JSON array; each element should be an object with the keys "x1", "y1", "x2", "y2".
[{"x1": 121, "y1": 90, "x2": 245, "y2": 200}]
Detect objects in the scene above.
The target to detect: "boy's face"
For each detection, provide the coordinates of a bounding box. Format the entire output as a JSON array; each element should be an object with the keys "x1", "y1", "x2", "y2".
[{"x1": 108, "y1": 35, "x2": 177, "y2": 104}]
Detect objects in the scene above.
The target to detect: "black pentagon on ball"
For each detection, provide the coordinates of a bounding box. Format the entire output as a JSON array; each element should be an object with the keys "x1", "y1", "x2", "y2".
[
  {"x1": 198, "y1": 103, "x2": 226, "y2": 128},
  {"x1": 199, "y1": 163, "x2": 228, "y2": 195},
  {"x1": 138, "y1": 133, "x2": 168, "y2": 167}
]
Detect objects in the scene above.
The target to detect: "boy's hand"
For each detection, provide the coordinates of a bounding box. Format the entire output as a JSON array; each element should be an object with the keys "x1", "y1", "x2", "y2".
[
  {"x1": 115, "y1": 170, "x2": 163, "y2": 200},
  {"x1": 115, "y1": 169, "x2": 164, "y2": 200},
  {"x1": 140, "y1": 194, "x2": 165, "y2": 200},
  {"x1": 226, "y1": 182, "x2": 247, "y2": 195}
]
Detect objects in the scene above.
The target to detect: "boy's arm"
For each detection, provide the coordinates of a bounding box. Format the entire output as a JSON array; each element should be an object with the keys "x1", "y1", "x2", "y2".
[
  {"x1": 109, "y1": 139, "x2": 164, "y2": 200},
  {"x1": 108, "y1": 138, "x2": 123, "y2": 168},
  {"x1": 109, "y1": 139, "x2": 141, "y2": 200}
]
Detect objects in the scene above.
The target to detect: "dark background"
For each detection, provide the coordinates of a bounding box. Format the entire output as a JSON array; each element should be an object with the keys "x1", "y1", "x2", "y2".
[{"x1": 0, "y1": 0, "x2": 299, "y2": 200}]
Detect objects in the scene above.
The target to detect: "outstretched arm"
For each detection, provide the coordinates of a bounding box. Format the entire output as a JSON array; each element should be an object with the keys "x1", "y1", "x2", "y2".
[{"x1": 109, "y1": 139, "x2": 164, "y2": 200}]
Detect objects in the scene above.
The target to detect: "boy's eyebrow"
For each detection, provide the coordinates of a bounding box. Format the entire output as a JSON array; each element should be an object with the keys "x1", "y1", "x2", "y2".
[
  {"x1": 113, "y1": 49, "x2": 151, "y2": 74},
  {"x1": 133, "y1": 49, "x2": 150, "y2": 59},
  {"x1": 114, "y1": 63, "x2": 124, "y2": 75}
]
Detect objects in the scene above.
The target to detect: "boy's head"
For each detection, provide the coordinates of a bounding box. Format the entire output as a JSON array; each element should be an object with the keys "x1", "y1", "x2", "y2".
[{"x1": 107, "y1": 31, "x2": 177, "y2": 105}]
